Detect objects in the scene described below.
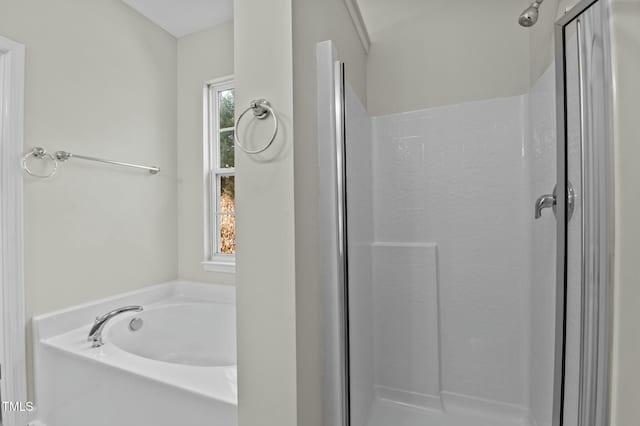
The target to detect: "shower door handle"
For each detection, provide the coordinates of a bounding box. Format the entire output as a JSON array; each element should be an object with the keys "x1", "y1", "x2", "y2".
[{"x1": 534, "y1": 183, "x2": 576, "y2": 220}]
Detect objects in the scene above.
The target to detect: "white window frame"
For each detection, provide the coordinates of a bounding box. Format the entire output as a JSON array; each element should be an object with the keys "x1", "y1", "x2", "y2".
[{"x1": 202, "y1": 76, "x2": 236, "y2": 273}]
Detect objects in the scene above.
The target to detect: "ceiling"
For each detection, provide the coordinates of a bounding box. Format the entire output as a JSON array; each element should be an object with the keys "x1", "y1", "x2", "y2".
[
  {"x1": 122, "y1": 0, "x2": 233, "y2": 38},
  {"x1": 355, "y1": 0, "x2": 426, "y2": 36}
]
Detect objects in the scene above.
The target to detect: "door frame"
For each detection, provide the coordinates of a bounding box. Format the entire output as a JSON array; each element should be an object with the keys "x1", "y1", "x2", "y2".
[
  {"x1": 0, "y1": 34, "x2": 28, "y2": 426},
  {"x1": 553, "y1": 1, "x2": 613, "y2": 424}
]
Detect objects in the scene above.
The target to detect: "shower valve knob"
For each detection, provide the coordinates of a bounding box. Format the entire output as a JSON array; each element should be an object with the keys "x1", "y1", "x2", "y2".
[
  {"x1": 534, "y1": 182, "x2": 576, "y2": 220},
  {"x1": 535, "y1": 193, "x2": 556, "y2": 219}
]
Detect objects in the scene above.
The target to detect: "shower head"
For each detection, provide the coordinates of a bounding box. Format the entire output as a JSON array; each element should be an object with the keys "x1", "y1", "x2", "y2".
[{"x1": 519, "y1": 0, "x2": 544, "y2": 27}]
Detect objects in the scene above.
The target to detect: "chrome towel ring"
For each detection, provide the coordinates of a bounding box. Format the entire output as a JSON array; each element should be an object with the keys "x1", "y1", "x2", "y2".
[
  {"x1": 22, "y1": 147, "x2": 58, "y2": 179},
  {"x1": 234, "y1": 99, "x2": 279, "y2": 154}
]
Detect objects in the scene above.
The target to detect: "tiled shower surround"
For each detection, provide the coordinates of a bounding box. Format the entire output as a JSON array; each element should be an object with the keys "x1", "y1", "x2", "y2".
[{"x1": 345, "y1": 67, "x2": 557, "y2": 426}]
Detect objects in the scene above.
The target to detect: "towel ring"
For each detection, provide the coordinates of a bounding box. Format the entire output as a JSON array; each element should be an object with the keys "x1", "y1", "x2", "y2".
[
  {"x1": 22, "y1": 147, "x2": 58, "y2": 179},
  {"x1": 234, "y1": 99, "x2": 278, "y2": 154}
]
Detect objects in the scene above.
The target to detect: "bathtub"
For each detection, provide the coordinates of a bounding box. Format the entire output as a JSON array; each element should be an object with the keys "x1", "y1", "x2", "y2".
[{"x1": 31, "y1": 281, "x2": 237, "y2": 426}]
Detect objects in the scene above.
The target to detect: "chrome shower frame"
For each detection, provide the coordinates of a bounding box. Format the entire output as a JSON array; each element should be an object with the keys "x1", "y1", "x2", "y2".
[
  {"x1": 553, "y1": 1, "x2": 613, "y2": 425},
  {"x1": 317, "y1": 40, "x2": 350, "y2": 426}
]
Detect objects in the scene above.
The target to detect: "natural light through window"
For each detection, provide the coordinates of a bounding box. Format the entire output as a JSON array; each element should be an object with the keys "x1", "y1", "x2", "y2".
[{"x1": 204, "y1": 78, "x2": 235, "y2": 272}]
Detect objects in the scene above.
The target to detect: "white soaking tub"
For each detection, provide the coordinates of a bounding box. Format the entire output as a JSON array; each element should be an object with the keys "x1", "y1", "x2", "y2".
[
  {"x1": 31, "y1": 281, "x2": 237, "y2": 426},
  {"x1": 108, "y1": 303, "x2": 236, "y2": 367}
]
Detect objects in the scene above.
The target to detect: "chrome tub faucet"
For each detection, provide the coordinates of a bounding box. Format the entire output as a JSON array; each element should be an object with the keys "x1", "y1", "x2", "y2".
[{"x1": 88, "y1": 305, "x2": 143, "y2": 348}]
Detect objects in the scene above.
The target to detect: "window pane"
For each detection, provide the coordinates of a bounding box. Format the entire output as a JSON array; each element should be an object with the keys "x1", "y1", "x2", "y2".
[
  {"x1": 217, "y1": 177, "x2": 235, "y2": 251},
  {"x1": 220, "y1": 130, "x2": 235, "y2": 168},
  {"x1": 218, "y1": 213, "x2": 236, "y2": 254},
  {"x1": 219, "y1": 176, "x2": 235, "y2": 213},
  {"x1": 219, "y1": 90, "x2": 235, "y2": 129}
]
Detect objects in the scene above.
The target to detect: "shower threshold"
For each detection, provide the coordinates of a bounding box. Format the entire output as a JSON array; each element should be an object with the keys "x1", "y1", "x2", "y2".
[{"x1": 366, "y1": 397, "x2": 531, "y2": 426}]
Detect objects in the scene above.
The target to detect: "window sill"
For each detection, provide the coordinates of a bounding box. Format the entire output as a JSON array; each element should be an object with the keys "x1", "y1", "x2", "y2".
[{"x1": 201, "y1": 259, "x2": 236, "y2": 274}]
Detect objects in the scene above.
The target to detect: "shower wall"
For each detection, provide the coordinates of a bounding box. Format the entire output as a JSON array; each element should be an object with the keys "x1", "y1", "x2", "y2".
[
  {"x1": 371, "y1": 95, "x2": 531, "y2": 409},
  {"x1": 346, "y1": 85, "x2": 548, "y2": 422}
]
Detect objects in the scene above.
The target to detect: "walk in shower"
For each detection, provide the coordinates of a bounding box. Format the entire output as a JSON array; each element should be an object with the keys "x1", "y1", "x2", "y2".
[{"x1": 319, "y1": 1, "x2": 612, "y2": 425}]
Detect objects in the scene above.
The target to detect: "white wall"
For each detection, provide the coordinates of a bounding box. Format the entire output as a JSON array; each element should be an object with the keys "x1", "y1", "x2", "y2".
[
  {"x1": 362, "y1": 0, "x2": 586, "y2": 115},
  {"x1": 365, "y1": 0, "x2": 530, "y2": 115},
  {"x1": 177, "y1": 20, "x2": 234, "y2": 285},
  {"x1": 610, "y1": 0, "x2": 640, "y2": 423},
  {"x1": 528, "y1": 0, "x2": 560, "y2": 85},
  {"x1": 0, "y1": 0, "x2": 178, "y2": 397},
  {"x1": 0, "y1": 0, "x2": 239, "y2": 321},
  {"x1": 528, "y1": 0, "x2": 583, "y2": 86},
  {"x1": 0, "y1": 0, "x2": 177, "y2": 319},
  {"x1": 291, "y1": 1, "x2": 368, "y2": 425},
  {"x1": 234, "y1": 0, "x2": 297, "y2": 425}
]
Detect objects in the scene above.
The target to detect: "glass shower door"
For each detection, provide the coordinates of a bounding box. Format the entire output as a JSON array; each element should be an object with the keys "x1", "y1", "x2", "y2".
[
  {"x1": 327, "y1": 1, "x2": 614, "y2": 424},
  {"x1": 342, "y1": 50, "x2": 556, "y2": 426},
  {"x1": 560, "y1": 1, "x2": 612, "y2": 425}
]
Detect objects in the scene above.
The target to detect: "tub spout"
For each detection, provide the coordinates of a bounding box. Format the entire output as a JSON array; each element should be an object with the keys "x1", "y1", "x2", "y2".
[{"x1": 88, "y1": 305, "x2": 143, "y2": 348}]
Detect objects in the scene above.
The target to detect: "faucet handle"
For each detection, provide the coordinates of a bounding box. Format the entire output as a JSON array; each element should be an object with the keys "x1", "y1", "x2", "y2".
[{"x1": 535, "y1": 193, "x2": 556, "y2": 219}]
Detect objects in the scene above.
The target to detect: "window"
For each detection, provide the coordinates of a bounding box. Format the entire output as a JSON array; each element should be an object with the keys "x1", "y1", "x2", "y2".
[{"x1": 203, "y1": 77, "x2": 235, "y2": 273}]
